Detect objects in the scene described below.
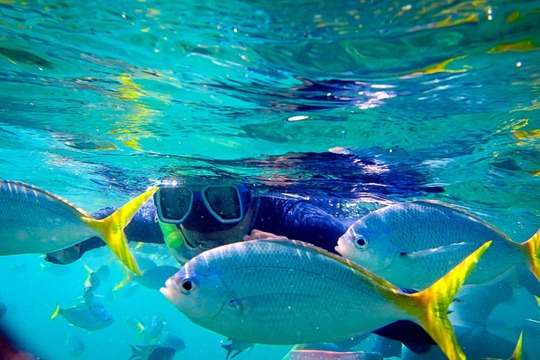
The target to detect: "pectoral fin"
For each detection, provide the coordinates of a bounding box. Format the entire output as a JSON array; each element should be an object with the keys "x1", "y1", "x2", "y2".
[
  {"x1": 400, "y1": 242, "x2": 474, "y2": 259},
  {"x1": 222, "y1": 338, "x2": 253, "y2": 360}
]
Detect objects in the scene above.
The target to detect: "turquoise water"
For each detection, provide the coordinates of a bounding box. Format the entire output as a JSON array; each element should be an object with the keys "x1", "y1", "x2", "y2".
[{"x1": 1, "y1": 0, "x2": 539, "y2": 359}]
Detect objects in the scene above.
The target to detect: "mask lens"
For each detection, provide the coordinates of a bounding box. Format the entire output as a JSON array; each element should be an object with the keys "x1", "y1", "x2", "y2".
[
  {"x1": 202, "y1": 186, "x2": 242, "y2": 221},
  {"x1": 156, "y1": 187, "x2": 193, "y2": 223}
]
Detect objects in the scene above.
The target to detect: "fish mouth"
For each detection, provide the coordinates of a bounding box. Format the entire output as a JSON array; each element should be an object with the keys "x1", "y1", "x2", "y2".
[
  {"x1": 334, "y1": 238, "x2": 346, "y2": 255},
  {"x1": 160, "y1": 277, "x2": 181, "y2": 306}
]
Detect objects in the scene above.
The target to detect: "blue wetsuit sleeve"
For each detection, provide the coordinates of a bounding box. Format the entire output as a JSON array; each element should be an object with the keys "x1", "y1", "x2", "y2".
[
  {"x1": 124, "y1": 200, "x2": 164, "y2": 244},
  {"x1": 79, "y1": 201, "x2": 164, "y2": 256},
  {"x1": 252, "y1": 196, "x2": 347, "y2": 253}
]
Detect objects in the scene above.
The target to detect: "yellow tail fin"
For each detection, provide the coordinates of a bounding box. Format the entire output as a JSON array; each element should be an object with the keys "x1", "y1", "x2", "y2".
[
  {"x1": 509, "y1": 331, "x2": 524, "y2": 360},
  {"x1": 50, "y1": 304, "x2": 61, "y2": 320},
  {"x1": 85, "y1": 187, "x2": 158, "y2": 276},
  {"x1": 113, "y1": 264, "x2": 135, "y2": 291},
  {"x1": 520, "y1": 228, "x2": 540, "y2": 282},
  {"x1": 402, "y1": 241, "x2": 492, "y2": 360}
]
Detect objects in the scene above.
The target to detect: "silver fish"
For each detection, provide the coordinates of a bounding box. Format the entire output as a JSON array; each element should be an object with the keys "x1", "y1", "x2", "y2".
[
  {"x1": 51, "y1": 301, "x2": 114, "y2": 331},
  {"x1": 84, "y1": 264, "x2": 110, "y2": 292},
  {"x1": 161, "y1": 239, "x2": 491, "y2": 360},
  {"x1": 115, "y1": 258, "x2": 179, "y2": 291},
  {"x1": 161, "y1": 331, "x2": 185, "y2": 352},
  {"x1": 0, "y1": 180, "x2": 158, "y2": 274},
  {"x1": 335, "y1": 200, "x2": 540, "y2": 289},
  {"x1": 66, "y1": 333, "x2": 86, "y2": 357},
  {"x1": 136, "y1": 266, "x2": 179, "y2": 290},
  {"x1": 127, "y1": 315, "x2": 166, "y2": 345},
  {"x1": 128, "y1": 344, "x2": 176, "y2": 360}
]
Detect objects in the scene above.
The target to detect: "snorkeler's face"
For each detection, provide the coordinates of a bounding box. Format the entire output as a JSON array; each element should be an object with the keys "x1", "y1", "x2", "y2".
[
  {"x1": 180, "y1": 204, "x2": 255, "y2": 250},
  {"x1": 155, "y1": 185, "x2": 251, "y2": 230}
]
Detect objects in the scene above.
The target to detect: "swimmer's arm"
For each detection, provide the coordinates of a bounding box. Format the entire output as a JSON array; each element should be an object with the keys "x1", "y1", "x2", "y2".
[{"x1": 252, "y1": 196, "x2": 348, "y2": 253}]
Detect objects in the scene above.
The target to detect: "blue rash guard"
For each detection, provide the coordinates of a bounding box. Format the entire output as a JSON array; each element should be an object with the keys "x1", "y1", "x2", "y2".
[{"x1": 253, "y1": 196, "x2": 351, "y2": 251}]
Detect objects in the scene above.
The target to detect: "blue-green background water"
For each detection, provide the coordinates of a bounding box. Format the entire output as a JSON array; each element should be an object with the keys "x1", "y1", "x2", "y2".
[{"x1": 1, "y1": 0, "x2": 539, "y2": 359}]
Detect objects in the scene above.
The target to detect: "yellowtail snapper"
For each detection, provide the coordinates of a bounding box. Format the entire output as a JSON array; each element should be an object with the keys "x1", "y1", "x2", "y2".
[
  {"x1": 161, "y1": 239, "x2": 492, "y2": 360},
  {"x1": 0, "y1": 180, "x2": 158, "y2": 275}
]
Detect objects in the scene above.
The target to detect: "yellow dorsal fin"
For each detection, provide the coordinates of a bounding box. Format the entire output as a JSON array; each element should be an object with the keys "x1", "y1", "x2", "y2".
[
  {"x1": 401, "y1": 241, "x2": 492, "y2": 360},
  {"x1": 84, "y1": 187, "x2": 158, "y2": 276}
]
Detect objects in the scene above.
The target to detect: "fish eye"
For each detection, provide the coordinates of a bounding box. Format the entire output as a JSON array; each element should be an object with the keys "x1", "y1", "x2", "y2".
[
  {"x1": 354, "y1": 235, "x2": 368, "y2": 249},
  {"x1": 180, "y1": 279, "x2": 195, "y2": 294}
]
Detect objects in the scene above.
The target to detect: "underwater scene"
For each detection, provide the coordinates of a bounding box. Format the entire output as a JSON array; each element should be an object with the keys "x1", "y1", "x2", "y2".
[{"x1": 1, "y1": 0, "x2": 539, "y2": 359}]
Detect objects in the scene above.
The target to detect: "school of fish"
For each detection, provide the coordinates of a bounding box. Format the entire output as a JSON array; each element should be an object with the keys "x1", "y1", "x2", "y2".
[{"x1": 2, "y1": 181, "x2": 539, "y2": 359}]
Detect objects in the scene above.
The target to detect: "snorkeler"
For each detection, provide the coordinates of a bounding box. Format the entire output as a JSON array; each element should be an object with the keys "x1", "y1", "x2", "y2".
[{"x1": 44, "y1": 149, "x2": 443, "y2": 265}]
